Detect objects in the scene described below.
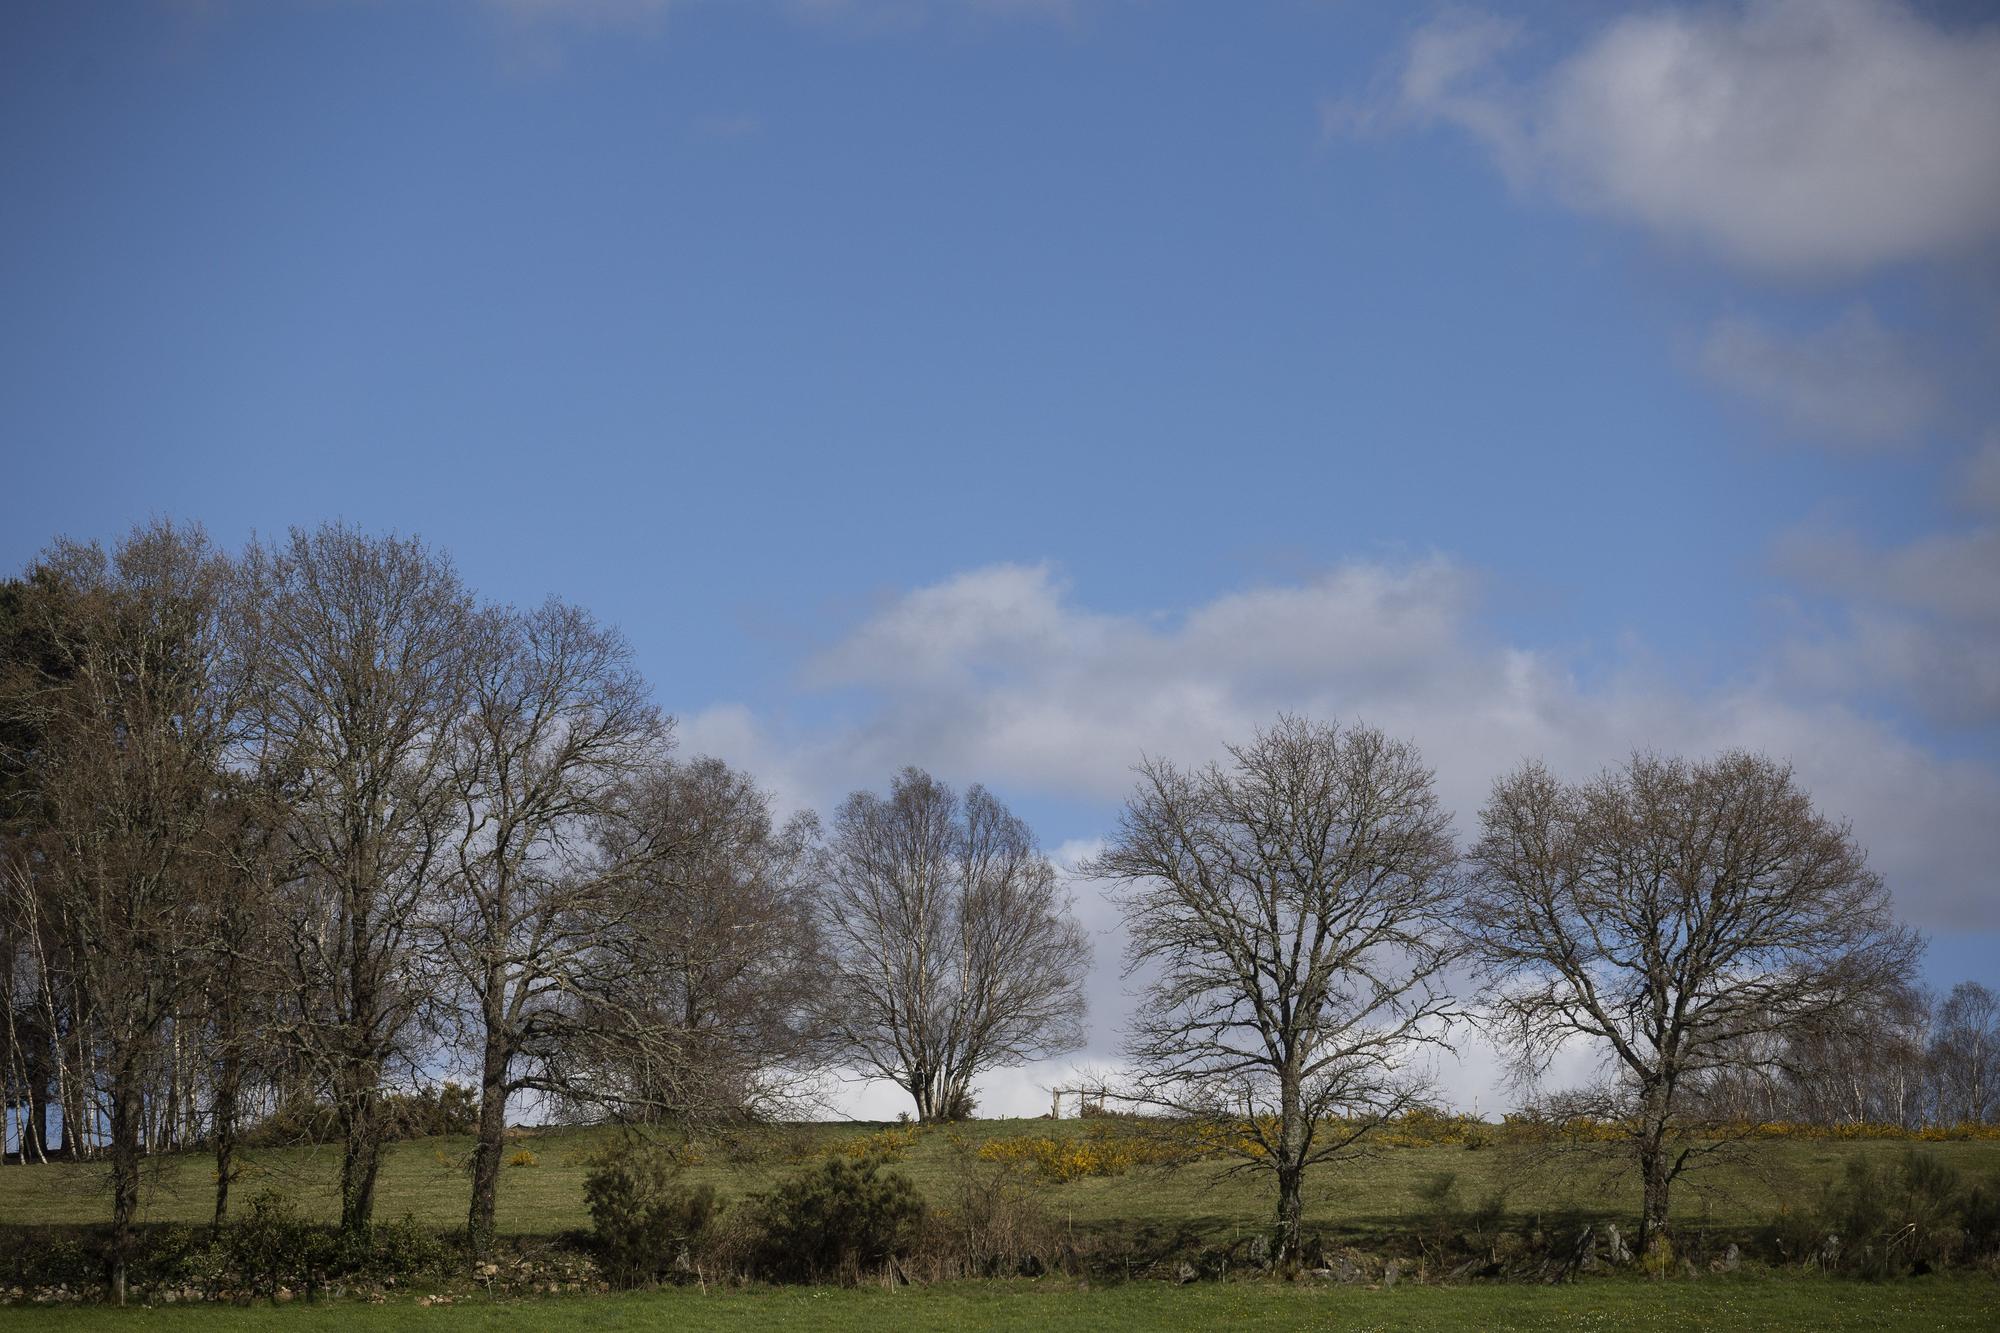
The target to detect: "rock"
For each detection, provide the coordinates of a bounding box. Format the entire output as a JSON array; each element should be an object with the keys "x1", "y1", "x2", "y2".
[
  {"x1": 1383, "y1": 1260, "x2": 1400, "y2": 1289},
  {"x1": 1605, "y1": 1224, "x2": 1631, "y2": 1264},
  {"x1": 1680, "y1": 1259, "x2": 1698, "y2": 1280},
  {"x1": 274, "y1": 1287, "x2": 293, "y2": 1305},
  {"x1": 1247, "y1": 1234, "x2": 1271, "y2": 1267},
  {"x1": 1713, "y1": 1243, "x2": 1740, "y2": 1274},
  {"x1": 1174, "y1": 1262, "x2": 1197, "y2": 1285},
  {"x1": 1327, "y1": 1253, "x2": 1365, "y2": 1283}
]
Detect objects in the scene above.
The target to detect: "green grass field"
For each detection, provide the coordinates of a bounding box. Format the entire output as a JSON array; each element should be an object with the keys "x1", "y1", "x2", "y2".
[
  {"x1": 4, "y1": 1276, "x2": 1999, "y2": 1331},
  {"x1": 3, "y1": 1121, "x2": 1997, "y2": 1328},
  {"x1": 4, "y1": 1117, "x2": 1998, "y2": 1242}
]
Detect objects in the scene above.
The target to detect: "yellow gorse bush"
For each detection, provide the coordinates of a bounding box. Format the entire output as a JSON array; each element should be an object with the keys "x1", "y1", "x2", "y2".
[
  {"x1": 978, "y1": 1134, "x2": 1131, "y2": 1181},
  {"x1": 831, "y1": 1125, "x2": 925, "y2": 1163},
  {"x1": 976, "y1": 1124, "x2": 1183, "y2": 1181}
]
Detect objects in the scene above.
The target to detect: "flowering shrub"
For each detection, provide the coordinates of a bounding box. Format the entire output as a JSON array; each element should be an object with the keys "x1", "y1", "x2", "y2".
[
  {"x1": 977, "y1": 1124, "x2": 1178, "y2": 1181},
  {"x1": 831, "y1": 1125, "x2": 924, "y2": 1163}
]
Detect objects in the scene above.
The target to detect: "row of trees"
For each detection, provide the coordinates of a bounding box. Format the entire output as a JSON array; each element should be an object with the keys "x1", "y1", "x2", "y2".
[
  {"x1": 3, "y1": 520, "x2": 1993, "y2": 1280},
  {"x1": 1087, "y1": 719, "x2": 1984, "y2": 1266},
  {"x1": 1691, "y1": 976, "x2": 1998, "y2": 1130},
  {"x1": 0, "y1": 522, "x2": 1090, "y2": 1301}
]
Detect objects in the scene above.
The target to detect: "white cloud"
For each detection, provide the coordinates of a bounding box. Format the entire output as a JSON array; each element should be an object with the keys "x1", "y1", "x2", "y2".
[
  {"x1": 692, "y1": 558, "x2": 2000, "y2": 928},
  {"x1": 706, "y1": 558, "x2": 2000, "y2": 1116},
  {"x1": 1390, "y1": 1, "x2": 2000, "y2": 275},
  {"x1": 1699, "y1": 308, "x2": 1938, "y2": 448},
  {"x1": 1775, "y1": 520, "x2": 2000, "y2": 723},
  {"x1": 1778, "y1": 524, "x2": 2000, "y2": 626}
]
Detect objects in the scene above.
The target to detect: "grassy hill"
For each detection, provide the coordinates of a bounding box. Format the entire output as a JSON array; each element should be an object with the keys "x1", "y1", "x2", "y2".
[{"x1": 5, "y1": 1117, "x2": 1998, "y2": 1246}]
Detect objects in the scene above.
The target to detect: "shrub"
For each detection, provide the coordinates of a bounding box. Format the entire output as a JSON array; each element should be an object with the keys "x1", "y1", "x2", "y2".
[
  {"x1": 831, "y1": 1125, "x2": 922, "y2": 1163},
  {"x1": 379, "y1": 1083, "x2": 480, "y2": 1140},
  {"x1": 242, "y1": 1095, "x2": 339, "y2": 1147},
  {"x1": 929, "y1": 1140, "x2": 1063, "y2": 1278},
  {"x1": 1767, "y1": 1150, "x2": 2000, "y2": 1278},
  {"x1": 977, "y1": 1123, "x2": 1176, "y2": 1182},
  {"x1": 508, "y1": 1149, "x2": 540, "y2": 1169},
  {"x1": 227, "y1": 1192, "x2": 340, "y2": 1297},
  {"x1": 583, "y1": 1145, "x2": 721, "y2": 1288},
  {"x1": 221, "y1": 1192, "x2": 450, "y2": 1297},
  {"x1": 750, "y1": 1155, "x2": 926, "y2": 1282},
  {"x1": 243, "y1": 1083, "x2": 480, "y2": 1147},
  {"x1": 1822, "y1": 1151, "x2": 1969, "y2": 1278}
]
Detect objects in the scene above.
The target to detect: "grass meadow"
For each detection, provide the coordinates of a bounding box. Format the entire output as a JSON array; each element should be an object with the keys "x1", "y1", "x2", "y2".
[
  {"x1": 8, "y1": 1276, "x2": 2000, "y2": 1332},
  {"x1": 2, "y1": 1119, "x2": 1997, "y2": 1328}
]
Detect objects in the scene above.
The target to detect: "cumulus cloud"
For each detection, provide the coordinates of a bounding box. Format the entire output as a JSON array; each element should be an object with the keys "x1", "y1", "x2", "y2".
[
  {"x1": 1775, "y1": 520, "x2": 2000, "y2": 723},
  {"x1": 688, "y1": 557, "x2": 2000, "y2": 1114},
  {"x1": 1699, "y1": 308, "x2": 1939, "y2": 448},
  {"x1": 691, "y1": 558, "x2": 2000, "y2": 929},
  {"x1": 1388, "y1": 0, "x2": 2000, "y2": 275}
]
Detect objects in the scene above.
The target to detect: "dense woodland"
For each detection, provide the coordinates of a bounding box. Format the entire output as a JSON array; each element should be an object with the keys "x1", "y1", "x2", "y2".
[{"x1": 2, "y1": 521, "x2": 1996, "y2": 1295}]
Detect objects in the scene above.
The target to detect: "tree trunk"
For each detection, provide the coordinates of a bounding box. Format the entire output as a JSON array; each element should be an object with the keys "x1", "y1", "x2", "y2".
[
  {"x1": 1637, "y1": 1136, "x2": 1671, "y2": 1262},
  {"x1": 23, "y1": 1054, "x2": 49, "y2": 1162},
  {"x1": 1273, "y1": 1066, "x2": 1306, "y2": 1268},
  {"x1": 338, "y1": 1066, "x2": 382, "y2": 1234},
  {"x1": 107, "y1": 1062, "x2": 143, "y2": 1306},
  {"x1": 1274, "y1": 1161, "x2": 1305, "y2": 1268},
  {"x1": 211, "y1": 1039, "x2": 242, "y2": 1227},
  {"x1": 467, "y1": 1021, "x2": 510, "y2": 1251},
  {"x1": 60, "y1": 1040, "x2": 88, "y2": 1159}
]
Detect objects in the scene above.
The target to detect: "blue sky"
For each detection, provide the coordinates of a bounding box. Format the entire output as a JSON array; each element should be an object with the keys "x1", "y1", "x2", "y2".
[{"x1": 5, "y1": 0, "x2": 1998, "y2": 1114}]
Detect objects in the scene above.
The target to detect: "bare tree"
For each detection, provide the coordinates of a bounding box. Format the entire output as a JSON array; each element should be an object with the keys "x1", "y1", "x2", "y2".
[
  {"x1": 1932, "y1": 981, "x2": 1999, "y2": 1126},
  {"x1": 577, "y1": 755, "x2": 829, "y2": 1123},
  {"x1": 1690, "y1": 979, "x2": 1935, "y2": 1130},
  {"x1": 818, "y1": 769, "x2": 1088, "y2": 1122},
  {"x1": 1086, "y1": 717, "x2": 1461, "y2": 1266},
  {"x1": 0, "y1": 568, "x2": 73, "y2": 1167},
  {"x1": 244, "y1": 524, "x2": 477, "y2": 1234},
  {"x1": 1462, "y1": 751, "x2": 1921, "y2": 1257},
  {"x1": 197, "y1": 772, "x2": 287, "y2": 1226},
  {"x1": 0, "y1": 523, "x2": 239, "y2": 1300},
  {"x1": 436, "y1": 598, "x2": 663, "y2": 1248}
]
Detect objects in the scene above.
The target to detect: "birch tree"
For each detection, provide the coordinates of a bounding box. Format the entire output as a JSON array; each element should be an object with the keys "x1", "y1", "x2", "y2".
[
  {"x1": 585, "y1": 756, "x2": 829, "y2": 1122},
  {"x1": 0, "y1": 523, "x2": 239, "y2": 1300},
  {"x1": 1932, "y1": 981, "x2": 1999, "y2": 1126},
  {"x1": 818, "y1": 769, "x2": 1088, "y2": 1122}
]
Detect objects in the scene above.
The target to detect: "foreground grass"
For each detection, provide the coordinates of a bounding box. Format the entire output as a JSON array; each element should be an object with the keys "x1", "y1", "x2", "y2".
[
  {"x1": 6, "y1": 1276, "x2": 1998, "y2": 1331},
  {"x1": 6, "y1": 1119, "x2": 2000, "y2": 1247}
]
